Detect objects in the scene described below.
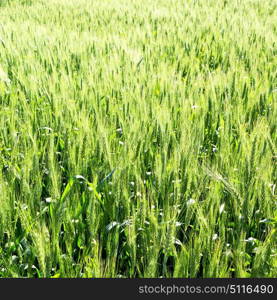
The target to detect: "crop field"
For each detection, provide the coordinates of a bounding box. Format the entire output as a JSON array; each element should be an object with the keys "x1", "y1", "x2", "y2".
[{"x1": 0, "y1": 0, "x2": 276, "y2": 278}]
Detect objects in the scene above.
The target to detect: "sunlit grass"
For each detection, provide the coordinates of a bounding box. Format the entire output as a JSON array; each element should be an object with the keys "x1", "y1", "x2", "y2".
[{"x1": 0, "y1": 0, "x2": 276, "y2": 277}]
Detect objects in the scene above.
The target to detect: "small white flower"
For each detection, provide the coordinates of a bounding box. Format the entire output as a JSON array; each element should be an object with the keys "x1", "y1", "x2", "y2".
[
  {"x1": 187, "y1": 198, "x2": 196, "y2": 206},
  {"x1": 212, "y1": 234, "x2": 218, "y2": 240},
  {"x1": 244, "y1": 237, "x2": 256, "y2": 243},
  {"x1": 11, "y1": 255, "x2": 18, "y2": 262},
  {"x1": 45, "y1": 197, "x2": 52, "y2": 203},
  {"x1": 22, "y1": 204, "x2": 28, "y2": 210},
  {"x1": 75, "y1": 175, "x2": 86, "y2": 180}
]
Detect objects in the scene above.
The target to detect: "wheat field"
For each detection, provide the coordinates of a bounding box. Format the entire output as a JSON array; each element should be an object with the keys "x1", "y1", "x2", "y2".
[{"x1": 0, "y1": 0, "x2": 276, "y2": 277}]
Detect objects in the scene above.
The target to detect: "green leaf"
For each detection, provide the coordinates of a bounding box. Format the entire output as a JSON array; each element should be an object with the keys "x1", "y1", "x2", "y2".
[{"x1": 61, "y1": 178, "x2": 74, "y2": 202}]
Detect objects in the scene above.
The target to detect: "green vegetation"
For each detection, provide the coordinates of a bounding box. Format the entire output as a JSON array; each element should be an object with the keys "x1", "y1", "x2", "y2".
[{"x1": 0, "y1": 0, "x2": 276, "y2": 278}]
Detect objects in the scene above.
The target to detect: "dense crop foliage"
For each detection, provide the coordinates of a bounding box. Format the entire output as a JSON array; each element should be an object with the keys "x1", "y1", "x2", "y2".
[{"x1": 0, "y1": 0, "x2": 276, "y2": 277}]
